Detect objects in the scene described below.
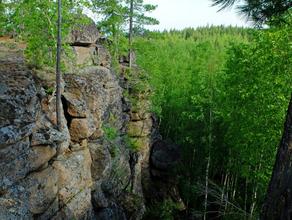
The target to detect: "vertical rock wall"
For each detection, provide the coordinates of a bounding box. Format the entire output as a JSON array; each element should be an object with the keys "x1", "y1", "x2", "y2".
[{"x1": 0, "y1": 24, "x2": 154, "y2": 219}]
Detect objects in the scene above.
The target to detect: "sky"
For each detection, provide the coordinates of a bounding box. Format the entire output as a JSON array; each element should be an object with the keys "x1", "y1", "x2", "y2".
[{"x1": 144, "y1": 0, "x2": 251, "y2": 31}]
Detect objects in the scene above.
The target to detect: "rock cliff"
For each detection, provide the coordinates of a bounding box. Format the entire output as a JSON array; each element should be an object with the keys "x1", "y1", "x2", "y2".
[{"x1": 0, "y1": 24, "x2": 155, "y2": 220}]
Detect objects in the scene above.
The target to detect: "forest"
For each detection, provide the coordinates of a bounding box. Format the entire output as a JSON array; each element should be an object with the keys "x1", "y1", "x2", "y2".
[
  {"x1": 135, "y1": 26, "x2": 292, "y2": 219},
  {"x1": 1, "y1": 0, "x2": 292, "y2": 220}
]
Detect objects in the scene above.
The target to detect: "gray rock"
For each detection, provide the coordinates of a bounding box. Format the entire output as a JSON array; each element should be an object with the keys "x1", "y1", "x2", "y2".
[
  {"x1": 127, "y1": 118, "x2": 153, "y2": 137},
  {"x1": 95, "y1": 205, "x2": 127, "y2": 220},
  {"x1": 95, "y1": 44, "x2": 111, "y2": 68},
  {"x1": 0, "y1": 197, "x2": 32, "y2": 220},
  {"x1": 101, "y1": 151, "x2": 131, "y2": 197},
  {"x1": 0, "y1": 36, "x2": 157, "y2": 220},
  {"x1": 29, "y1": 145, "x2": 57, "y2": 170},
  {"x1": 22, "y1": 167, "x2": 58, "y2": 214},
  {"x1": 63, "y1": 92, "x2": 87, "y2": 118},
  {"x1": 63, "y1": 66, "x2": 124, "y2": 142},
  {"x1": 0, "y1": 167, "x2": 58, "y2": 219},
  {"x1": 52, "y1": 148, "x2": 92, "y2": 207},
  {"x1": 0, "y1": 67, "x2": 39, "y2": 147},
  {"x1": 72, "y1": 46, "x2": 96, "y2": 66},
  {"x1": 52, "y1": 188, "x2": 93, "y2": 220},
  {"x1": 92, "y1": 183, "x2": 109, "y2": 209},
  {"x1": 34, "y1": 198, "x2": 59, "y2": 220},
  {"x1": 36, "y1": 95, "x2": 71, "y2": 153},
  {"x1": 89, "y1": 142, "x2": 112, "y2": 181},
  {"x1": 69, "y1": 20, "x2": 99, "y2": 46},
  {"x1": 31, "y1": 127, "x2": 68, "y2": 147},
  {"x1": 0, "y1": 138, "x2": 32, "y2": 189},
  {"x1": 151, "y1": 140, "x2": 180, "y2": 171}
]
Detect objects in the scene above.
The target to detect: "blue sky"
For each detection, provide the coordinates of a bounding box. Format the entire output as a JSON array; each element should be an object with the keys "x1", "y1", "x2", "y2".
[{"x1": 144, "y1": 0, "x2": 250, "y2": 30}]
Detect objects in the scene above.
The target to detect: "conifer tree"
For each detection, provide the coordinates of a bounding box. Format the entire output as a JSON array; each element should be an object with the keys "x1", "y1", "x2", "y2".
[
  {"x1": 212, "y1": 0, "x2": 292, "y2": 24},
  {"x1": 92, "y1": 0, "x2": 126, "y2": 60},
  {"x1": 125, "y1": 0, "x2": 158, "y2": 67},
  {"x1": 92, "y1": 0, "x2": 158, "y2": 65}
]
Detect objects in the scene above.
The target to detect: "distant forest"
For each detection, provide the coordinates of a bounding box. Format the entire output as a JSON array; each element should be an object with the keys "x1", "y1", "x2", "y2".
[{"x1": 135, "y1": 26, "x2": 292, "y2": 219}]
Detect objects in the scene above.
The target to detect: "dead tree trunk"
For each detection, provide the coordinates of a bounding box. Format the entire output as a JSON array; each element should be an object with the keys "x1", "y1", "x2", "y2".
[
  {"x1": 56, "y1": 0, "x2": 62, "y2": 131},
  {"x1": 128, "y1": 0, "x2": 133, "y2": 68},
  {"x1": 261, "y1": 95, "x2": 292, "y2": 219}
]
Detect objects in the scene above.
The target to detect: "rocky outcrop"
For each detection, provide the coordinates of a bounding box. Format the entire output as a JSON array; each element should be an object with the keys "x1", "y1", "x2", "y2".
[
  {"x1": 151, "y1": 140, "x2": 180, "y2": 177},
  {"x1": 0, "y1": 22, "x2": 156, "y2": 220},
  {"x1": 69, "y1": 19, "x2": 99, "y2": 46},
  {"x1": 145, "y1": 139, "x2": 185, "y2": 211}
]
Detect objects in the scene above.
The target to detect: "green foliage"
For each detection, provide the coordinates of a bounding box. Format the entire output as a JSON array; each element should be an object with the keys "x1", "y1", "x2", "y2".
[
  {"x1": 124, "y1": 135, "x2": 136, "y2": 151},
  {"x1": 212, "y1": 0, "x2": 292, "y2": 25},
  {"x1": 109, "y1": 144, "x2": 119, "y2": 157},
  {"x1": 125, "y1": 0, "x2": 159, "y2": 30},
  {"x1": 134, "y1": 26, "x2": 292, "y2": 218},
  {"x1": 2, "y1": 0, "x2": 89, "y2": 68},
  {"x1": 0, "y1": 0, "x2": 17, "y2": 36},
  {"x1": 44, "y1": 86, "x2": 54, "y2": 95},
  {"x1": 92, "y1": 0, "x2": 158, "y2": 63},
  {"x1": 93, "y1": 0, "x2": 128, "y2": 60},
  {"x1": 221, "y1": 27, "x2": 292, "y2": 206},
  {"x1": 103, "y1": 125, "x2": 119, "y2": 141},
  {"x1": 1, "y1": 0, "x2": 158, "y2": 68},
  {"x1": 0, "y1": 1, "x2": 6, "y2": 36},
  {"x1": 103, "y1": 112, "x2": 120, "y2": 158},
  {"x1": 124, "y1": 135, "x2": 140, "y2": 151},
  {"x1": 2, "y1": 0, "x2": 291, "y2": 218},
  {"x1": 144, "y1": 199, "x2": 181, "y2": 220}
]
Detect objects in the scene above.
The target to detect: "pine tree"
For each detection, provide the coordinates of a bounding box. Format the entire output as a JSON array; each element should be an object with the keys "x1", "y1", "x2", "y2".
[
  {"x1": 125, "y1": 0, "x2": 158, "y2": 67},
  {"x1": 212, "y1": 0, "x2": 292, "y2": 24},
  {"x1": 92, "y1": 0, "x2": 126, "y2": 60}
]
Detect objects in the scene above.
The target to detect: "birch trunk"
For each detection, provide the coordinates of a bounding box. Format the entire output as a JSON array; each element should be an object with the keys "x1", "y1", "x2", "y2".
[
  {"x1": 203, "y1": 153, "x2": 210, "y2": 220},
  {"x1": 128, "y1": 0, "x2": 133, "y2": 68}
]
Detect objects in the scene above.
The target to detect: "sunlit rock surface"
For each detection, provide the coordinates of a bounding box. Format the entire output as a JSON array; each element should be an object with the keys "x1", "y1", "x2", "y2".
[{"x1": 0, "y1": 25, "x2": 159, "y2": 219}]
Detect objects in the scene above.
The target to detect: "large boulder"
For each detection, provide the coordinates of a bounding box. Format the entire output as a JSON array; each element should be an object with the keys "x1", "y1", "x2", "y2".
[
  {"x1": 0, "y1": 63, "x2": 68, "y2": 190},
  {"x1": 63, "y1": 66, "x2": 123, "y2": 143},
  {"x1": 72, "y1": 46, "x2": 96, "y2": 67},
  {"x1": 22, "y1": 167, "x2": 58, "y2": 215},
  {"x1": 69, "y1": 19, "x2": 99, "y2": 46},
  {"x1": 127, "y1": 118, "x2": 152, "y2": 137},
  {"x1": 29, "y1": 145, "x2": 57, "y2": 170},
  {"x1": 69, "y1": 118, "x2": 91, "y2": 141},
  {"x1": 52, "y1": 148, "x2": 92, "y2": 207},
  {"x1": 95, "y1": 44, "x2": 111, "y2": 68},
  {"x1": 0, "y1": 138, "x2": 32, "y2": 189},
  {"x1": 72, "y1": 44, "x2": 111, "y2": 68},
  {"x1": 52, "y1": 188, "x2": 93, "y2": 220},
  {"x1": 0, "y1": 65, "x2": 38, "y2": 147},
  {"x1": 151, "y1": 140, "x2": 180, "y2": 173},
  {"x1": 95, "y1": 205, "x2": 127, "y2": 220},
  {"x1": 89, "y1": 141, "x2": 112, "y2": 181}
]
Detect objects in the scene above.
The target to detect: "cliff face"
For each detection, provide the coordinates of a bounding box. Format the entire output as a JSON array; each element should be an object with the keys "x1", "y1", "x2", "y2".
[{"x1": 0, "y1": 27, "x2": 154, "y2": 219}]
